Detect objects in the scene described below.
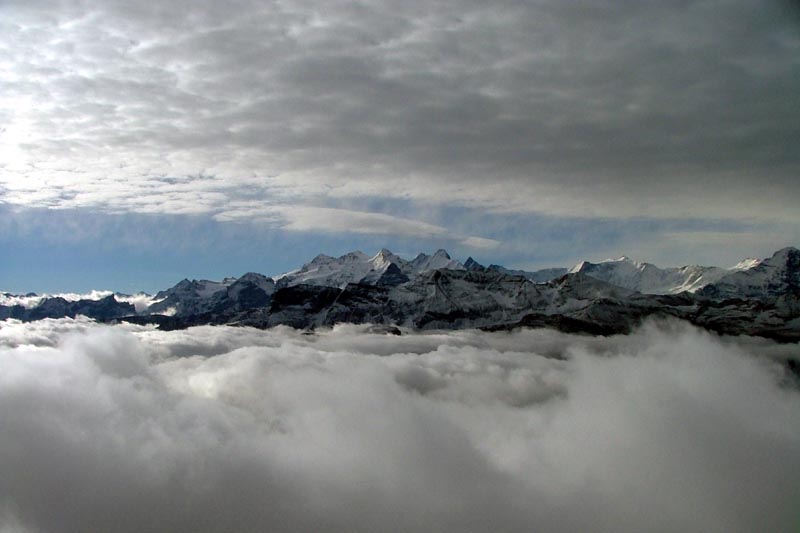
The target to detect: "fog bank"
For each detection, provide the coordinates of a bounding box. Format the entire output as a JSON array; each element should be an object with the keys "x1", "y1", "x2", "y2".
[{"x1": 0, "y1": 318, "x2": 797, "y2": 532}]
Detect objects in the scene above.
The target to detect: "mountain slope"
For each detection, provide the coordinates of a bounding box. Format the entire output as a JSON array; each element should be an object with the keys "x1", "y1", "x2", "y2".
[
  {"x1": 276, "y1": 248, "x2": 464, "y2": 288},
  {"x1": 698, "y1": 247, "x2": 800, "y2": 301},
  {"x1": 569, "y1": 256, "x2": 731, "y2": 294},
  {"x1": 487, "y1": 264, "x2": 568, "y2": 283},
  {"x1": 149, "y1": 273, "x2": 275, "y2": 317}
]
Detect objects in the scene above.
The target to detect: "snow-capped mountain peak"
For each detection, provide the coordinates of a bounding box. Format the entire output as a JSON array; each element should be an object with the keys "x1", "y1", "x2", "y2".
[
  {"x1": 370, "y1": 248, "x2": 403, "y2": 269},
  {"x1": 568, "y1": 261, "x2": 590, "y2": 274},
  {"x1": 155, "y1": 278, "x2": 233, "y2": 300},
  {"x1": 409, "y1": 249, "x2": 464, "y2": 273},
  {"x1": 598, "y1": 256, "x2": 648, "y2": 270},
  {"x1": 341, "y1": 251, "x2": 369, "y2": 262},
  {"x1": 731, "y1": 258, "x2": 762, "y2": 271},
  {"x1": 610, "y1": 256, "x2": 634, "y2": 263},
  {"x1": 698, "y1": 246, "x2": 799, "y2": 300},
  {"x1": 567, "y1": 255, "x2": 728, "y2": 294},
  {"x1": 273, "y1": 248, "x2": 466, "y2": 289},
  {"x1": 307, "y1": 253, "x2": 336, "y2": 266},
  {"x1": 3, "y1": 246, "x2": 799, "y2": 342}
]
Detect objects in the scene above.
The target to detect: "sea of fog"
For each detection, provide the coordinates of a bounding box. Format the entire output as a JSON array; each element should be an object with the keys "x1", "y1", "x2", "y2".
[{"x1": 0, "y1": 318, "x2": 797, "y2": 532}]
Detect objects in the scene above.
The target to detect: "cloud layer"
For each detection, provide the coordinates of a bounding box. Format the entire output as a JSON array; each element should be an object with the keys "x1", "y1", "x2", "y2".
[
  {"x1": 0, "y1": 318, "x2": 797, "y2": 532},
  {"x1": 1, "y1": 0, "x2": 799, "y2": 229},
  {"x1": 214, "y1": 205, "x2": 500, "y2": 248}
]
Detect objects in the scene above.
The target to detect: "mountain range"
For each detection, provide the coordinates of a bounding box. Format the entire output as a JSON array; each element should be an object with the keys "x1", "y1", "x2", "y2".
[{"x1": 2, "y1": 247, "x2": 799, "y2": 341}]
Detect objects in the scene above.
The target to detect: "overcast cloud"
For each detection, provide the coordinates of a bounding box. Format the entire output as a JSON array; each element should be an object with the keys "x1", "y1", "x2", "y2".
[
  {"x1": 1, "y1": 0, "x2": 799, "y2": 232},
  {"x1": 0, "y1": 318, "x2": 797, "y2": 532}
]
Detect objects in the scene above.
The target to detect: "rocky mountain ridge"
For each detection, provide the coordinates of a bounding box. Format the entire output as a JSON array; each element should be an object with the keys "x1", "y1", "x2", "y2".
[{"x1": 3, "y1": 247, "x2": 799, "y2": 341}]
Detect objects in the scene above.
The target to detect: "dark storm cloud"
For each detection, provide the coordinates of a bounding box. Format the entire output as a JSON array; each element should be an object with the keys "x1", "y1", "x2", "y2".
[
  {"x1": 1, "y1": 0, "x2": 798, "y2": 224},
  {"x1": 0, "y1": 318, "x2": 797, "y2": 532}
]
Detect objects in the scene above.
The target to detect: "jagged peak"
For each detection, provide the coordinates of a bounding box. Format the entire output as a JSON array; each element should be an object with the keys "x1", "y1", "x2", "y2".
[
  {"x1": 568, "y1": 261, "x2": 590, "y2": 274},
  {"x1": 761, "y1": 247, "x2": 800, "y2": 270},
  {"x1": 770, "y1": 246, "x2": 799, "y2": 259},
  {"x1": 340, "y1": 250, "x2": 368, "y2": 260},
  {"x1": 597, "y1": 255, "x2": 649, "y2": 270},
  {"x1": 464, "y1": 257, "x2": 485, "y2": 271},
  {"x1": 731, "y1": 258, "x2": 761, "y2": 271},
  {"x1": 238, "y1": 272, "x2": 272, "y2": 281},
  {"x1": 369, "y1": 249, "x2": 404, "y2": 272},
  {"x1": 370, "y1": 248, "x2": 396, "y2": 263},
  {"x1": 172, "y1": 278, "x2": 194, "y2": 289},
  {"x1": 383, "y1": 262, "x2": 402, "y2": 272},
  {"x1": 309, "y1": 253, "x2": 335, "y2": 264},
  {"x1": 600, "y1": 255, "x2": 636, "y2": 264},
  {"x1": 409, "y1": 252, "x2": 430, "y2": 266}
]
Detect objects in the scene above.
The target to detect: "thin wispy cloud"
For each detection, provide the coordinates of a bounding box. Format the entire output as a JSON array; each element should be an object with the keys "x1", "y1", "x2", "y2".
[{"x1": 215, "y1": 204, "x2": 500, "y2": 248}]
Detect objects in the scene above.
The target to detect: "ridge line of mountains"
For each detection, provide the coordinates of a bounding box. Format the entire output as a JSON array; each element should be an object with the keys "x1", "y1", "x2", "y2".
[{"x1": 3, "y1": 246, "x2": 799, "y2": 341}]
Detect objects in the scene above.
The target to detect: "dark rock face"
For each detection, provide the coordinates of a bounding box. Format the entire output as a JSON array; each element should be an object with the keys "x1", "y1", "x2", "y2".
[
  {"x1": 147, "y1": 273, "x2": 276, "y2": 317},
  {"x1": 487, "y1": 264, "x2": 568, "y2": 283},
  {"x1": 0, "y1": 305, "x2": 26, "y2": 320},
  {"x1": 212, "y1": 275, "x2": 274, "y2": 314},
  {"x1": 373, "y1": 263, "x2": 410, "y2": 287},
  {"x1": 71, "y1": 295, "x2": 136, "y2": 320},
  {"x1": 266, "y1": 285, "x2": 343, "y2": 328},
  {"x1": 27, "y1": 297, "x2": 69, "y2": 319},
  {"x1": 320, "y1": 284, "x2": 391, "y2": 326},
  {"x1": 464, "y1": 257, "x2": 485, "y2": 271},
  {"x1": 231, "y1": 284, "x2": 271, "y2": 309},
  {"x1": 1, "y1": 295, "x2": 135, "y2": 321},
  {"x1": 269, "y1": 285, "x2": 341, "y2": 311},
  {"x1": 698, "y1": 247, "x2": 800, "y2": 301}
]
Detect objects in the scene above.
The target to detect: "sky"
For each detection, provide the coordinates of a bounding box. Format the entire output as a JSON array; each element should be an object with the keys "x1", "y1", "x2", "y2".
[
  {"x1": 0, "y1": 318, "x2": 797, "y2": 532},
  {"x1": 1, "y1": 0, "x2": 799, "y2": 293}
]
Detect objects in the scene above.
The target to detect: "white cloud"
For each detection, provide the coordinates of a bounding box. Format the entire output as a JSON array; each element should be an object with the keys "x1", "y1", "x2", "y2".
[
  {"x1": 0, "y1": 0, "x2": 798, "y2": 225},
  {"x1": 460, "y1": 235, "x2": 501, "y2": 250},
  {"x1": 215, "y1": 204, "x2": 500, "y2": 249},
  {"x1": 0, "y1": 318, "x2": 796, "y2": 532}
]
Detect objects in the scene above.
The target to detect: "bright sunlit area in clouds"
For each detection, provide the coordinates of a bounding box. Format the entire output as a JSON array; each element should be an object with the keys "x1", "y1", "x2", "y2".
[{"x1": 0, "y1": 318, "x2": 797, "y2": 532}]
